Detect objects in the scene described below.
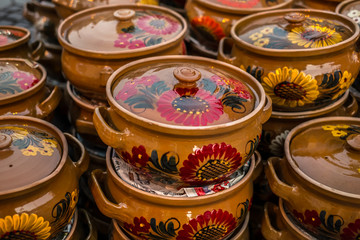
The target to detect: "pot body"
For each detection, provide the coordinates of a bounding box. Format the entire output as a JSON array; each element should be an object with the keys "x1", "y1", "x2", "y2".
[
  {"x1": 66, "y1": 208, "x2": 98, "y2": 240},
  {"x1": 294, "y1": 0, "x2": 339, "y2": 11},
  {"x1": 265, "y1": 157, "x2": 360, "y2": 240}
]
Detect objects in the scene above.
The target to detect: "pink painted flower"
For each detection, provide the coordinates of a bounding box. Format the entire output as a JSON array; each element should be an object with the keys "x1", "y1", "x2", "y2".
[
  {"x1": 157, "y1": 89, "x2": 223, "y2": 126},
  {"x1": 135, "y1": 75, "x2": 158, "y2": 86},
  {"x1": 118, "y1": 33, "x2": 133, "y2": 40},
  {"x1": 0, "y1": 35, "x2": 8, "y2": 46},
  {"x1": 115, "y1": 75, "x2": 158, "y2": 101},
  {"x1": 114, "y1": 39, "x2": 129, "y2": 48},
  {"x1": 13, "y1": 71, "x2": 39, "y2": 90},
  {"x1": 128, "y1": 40, "x2": 146, "y2": 49},
  {"x1": 341, "y1": 219, "x2": 360, "y2": 240},
  {"x1": 137, "y1": 15, "x2": 179, "y2": 35}
]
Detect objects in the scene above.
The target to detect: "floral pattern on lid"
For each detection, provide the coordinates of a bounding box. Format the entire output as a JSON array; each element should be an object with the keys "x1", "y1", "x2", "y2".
[
  {"x1": 207, "y1": 0, "x2": 285, "y2": 9},
  {"x1": 337, "y1": 0, "x2": 360, "y2": 27},
  {"x1": 0, "y1": 29, "x2": 26, "y2": 47}
]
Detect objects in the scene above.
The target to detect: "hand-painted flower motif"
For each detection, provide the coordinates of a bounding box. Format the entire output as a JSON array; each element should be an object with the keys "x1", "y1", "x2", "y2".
[
  {"x1": 177, "y1": 209, "x2": 237, "y2": 240},
  {"x1": 115, "y1": 75, "x2": 158, "y2": 101},
  {"x1": 216, "y1": 0, "x2": 260, "y2": 8},
  {"x1": 268, "y1": 130, "x2": 289, "y2": 157},
  {"x1": 288, "y1": 25, "x2": 342, "y2": 48},
  {"x1": 124, "y1": 217, "x2": 151, "y2": 236},
  {"x1": 114, "y1": 39, "x2": 130, "y2": 48},
  {"x1": 332, "y1": 71, "x2": 355, "y2": 100},
  {"x1": 191, "y1": 16, "x2": 225, "y2": 43},
  {"x1": 249, "y1": 32, "x2": 263, "y2": 41},
  {"x1": 210, "y1": 75, "x2": 253, "y2": 99},
  {"x1": 138, "y1": 0, "x2": 158, "y2": 5},
  {"x1": 13, "y1": 71, "x2": 39, "y2": 90},
  {"x1": 262, "y1": 67, "x2": 319, "y2": 108},
  {"x1": 254, "y1": 37, "x2": 270, "y2": 47},
  {"x1": 0, "y1": 35, "x2": 7, "y2": 46},
  {"x1": 137, "y1": 14, "x2": 179, "y2": 35},
  {"x1": 179, "y1": 142, "x2": 242, "y2": 185},
  {"x1": 0, "y1": 213, "x2": 51, "y2": 240},
  {"x1": 304, "y1": 210, "x2": 321, "y2": 227},
  {"x1": 321, "y1": 124, "x2": 360, "y2": 139},
  {"x1": 341, "y1": 219, "x2": 360, "y2": 240},
  {"x1": 121, "y1": 145, "x2": 149, "y2": 169},
  {"x1": 293, "y1": 210, "x2": 305, "y2": 224},
  {"x1": 128, "y1": 39, "x2": 146, "y2": 49},
  {"x1": 157, "y1": 89, "x2": 223, "y2": 126},
  {"x1": 260, "y1": 27, "x2": 274, "y2": 35},
  {"x1": 347, "y1": 9, "x2": 360, "y2": 18}
]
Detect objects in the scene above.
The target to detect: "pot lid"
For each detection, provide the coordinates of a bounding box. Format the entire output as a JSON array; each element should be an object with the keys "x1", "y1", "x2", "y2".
[
  {"x1": 0, "y1": 26, "x2": 30, "y2": 51},
  {"x1": 53, "y1": 0, "x2": 158, "y2": 11},
  {"x1": 110, "y1": 60, "x2": 256, "y2": 126},
  {"x1": 59, "y1": 5, "x2": 185, "y2": 55},
  {"x1": 197, "y1": 0, "x2": 290, "y2": 11},
  {"x1": 287, "y1": 117, "x2": 360, "y2": 195},
  {"x1": 0, "y1": 120, "x2": 62, "y2": 192},
  {"x1": 336, "y1": 0, "x2": 360, "y2": 26},
  {"x1": 234, "y1": 10, "x2": 356, "y2": 50}
]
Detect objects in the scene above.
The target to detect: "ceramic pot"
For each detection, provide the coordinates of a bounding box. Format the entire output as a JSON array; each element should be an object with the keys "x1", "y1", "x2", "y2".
[
  {"x1": 218, "y1": 9, "x2": 360, "y2": 112},
  {"x1": 293, "y1": 0, "x2": 340, "y2": 11},
  {"x1": 259, "y1": 90, "x2": 358, "y2": 158},
  {"x1": 0, "y1": 25, "x2": 44, "y2": 61},
  {"x1": 265, "y1": 116, "x2": 360, "y2": 240},
  {"x1": 0, "y1": 116, "x2": 89, "y2": 239},
  {"x1": 66, "y1": 209, "x2": 97, "y2": 240},
  {"x1": 52, "y1": 0, "x2": 159, "y2": 19},
  {"x1": 261, "y1": 200, "x2": 316, "y2": 240},
  {"x1": 89, "y1": 147, "x2": 256, "y2": 240},
  {"x1": 0, "y1": 58, "x2": 62, "y2": 119},
  {"x1": 93, "y1": 55, "x2": 271, "y2": 187},
  {"x1": 57, "y1": 4, "x2": 187, "y2": 100}
]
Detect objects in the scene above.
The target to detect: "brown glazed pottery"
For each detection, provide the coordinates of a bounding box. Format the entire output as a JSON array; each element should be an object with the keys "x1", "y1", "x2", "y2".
[
  {"x1": 93, "y1": 55, "x2": 271, "y2": 187},
  {"x1": 0, "y1": 116, "x2": 89, "y2": 239},
  {"x1": 218, "y1": 9, "x2": 360, "y2": 112},
  {"x1": 57, "y1": 4, "x2": 187, "y2": 100},
  {"x1": 0, "y1": 58, "x2": 62, "y2": 119},
  {"x1": 63, "y1": 208, "x2": 98, "y2": 240},
  {"x1": 293, "y1": 0, "x2": 340, "y2": 11},
  {"x1": 89, "y1": 147, "x2": 256, "y2": 240},
  {"x1": 261, "y1": 200, "x2": 316, "y2": 240},
  {"x1": 265, "y1": 116, "x2": 360, "y2": 240},
  {"x1": 259, "y1": 90, "x2": 358, "y2": 158},
  {"x1": 52, "y1": 0, "x2": 159, "y2": 19},
  {"x1": 336, "y1": 0, "x2": 360, "y2": 25}
]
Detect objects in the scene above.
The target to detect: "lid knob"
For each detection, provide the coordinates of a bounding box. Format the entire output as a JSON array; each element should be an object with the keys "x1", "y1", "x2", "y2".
[
  {"x1": 284, "y1": 12, "x2": 306, "y2": 24},
  {"x1": 113, "y1": 9, "x2": 135, "y2": 21},
  {"x1": 0, "y1": 133, "x2": 12, "y2": 150},
  {"x1": 346, "y1": 134, "x2": 360, "y2": 151},
  {"x1": 173, "y1": 67, "x2": 201, "y2": 87}
]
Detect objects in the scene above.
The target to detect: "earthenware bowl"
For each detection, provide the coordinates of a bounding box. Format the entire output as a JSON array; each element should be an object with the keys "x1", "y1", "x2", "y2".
[
  {"x1": 89, "y1": 147, "x2": 255, "y2": 240},
  {"x1": 265, "y1": 116, "x2": 360, "y2": 239},
  {"x1": 0, "y1": 58, "x2": 62, "y2": 119},
  {"x1": 0, "y1": 116, "x2": 89, "y2": 239},
  {"x1": 259, "y1": 90, "x2": 358, "y2": 158},
  {"x1": 93, "y1": 55, "x2": 271, "y2": 187},
  {"x1": 218, "y1": 9, "x2": 360, "y2": 112},
  {"x1": 57, "y1": 4, "x2": 187, "y2": 100}
]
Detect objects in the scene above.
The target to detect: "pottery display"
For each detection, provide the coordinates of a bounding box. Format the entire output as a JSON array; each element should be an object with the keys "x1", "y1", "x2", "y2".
[
  {"x1": 57, "y1": 4, "x2": 187, "y2": 100},
  {"x1": 265, "y1": 116, "x2": 360, "y2": 239},
  {"x1": 0, "y1": 116, "x2": 89, "y2": 239},
  {"x1": 218, "y1": 9, "x2": 360, "y2": 112},
  {"x1": 93, "y1": 55, "x2": 271, "y2": 187},
  {"x1": 259, "y1": 90, "x2": 358, "y2": 158},
  {"x1": 0, "y1": 58, "x2": 62, "y2": 119}
]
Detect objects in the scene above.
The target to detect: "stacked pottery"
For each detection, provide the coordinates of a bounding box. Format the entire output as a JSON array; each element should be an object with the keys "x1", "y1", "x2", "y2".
[{"x1": 89, "y1": 55, "x2": 272, "y2": 239}]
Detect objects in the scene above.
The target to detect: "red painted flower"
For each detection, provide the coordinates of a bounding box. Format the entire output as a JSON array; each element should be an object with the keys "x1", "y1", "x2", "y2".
[
  {"x1": 118, "y1": 33, "x2": 133, "y2": 41},
  {"x1": 114, "y1": 39, "x2": 130, "y2": 48},
  {"x1": 128, "y1": 40, "x2": 146, "y2": 49},
  {"x1": 121, "y1": 145, "x2": 149, "y2": 169},
  {"x1": 177, "y1": 209, "x2": 237, "y2": 240},
  {"x1": 191, "y1": 16, "x2": 225, "y2": 42},
  {"x1": 123, "y1": 217, "x2": 150, "y2": 238},
  {"x1": 211, "y1": 184, "x2": 225, "y2": 193},
  {"x1": 341, "y1": 219, "x2": 360, "y2": 240},
  {"x1": 216, "y1": 0, "x2": 260, "y2": 8},
  {"x1": 293, "y1": 210, "x2": 305, "y2": 224},
  {"x1": 137, "y1": 14, "x2": 179, "y2": 35},
  {"x1": 304, "y1": 210, "x2": 321, "y2": 227},
  {"x1": 211, "y1": 75, "x2": 252, "y2": 99},
  {"x1": 13, "y1": 71, "x2": 39, "y2": 90},
  {"x1": 179, "y1": 142, "x2": 242, "y2": 185}
]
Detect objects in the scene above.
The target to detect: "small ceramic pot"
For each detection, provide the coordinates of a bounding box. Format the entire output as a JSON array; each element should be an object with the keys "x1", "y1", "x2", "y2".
[
  {"x1": 89, "y1": 147, "x2": 256, "y2": 240},
  {"x1": 0, "y1": 58, "x2": 62, "y2": 119},
  {"x1": 93, "y1": 55, "x2": 271, "y2": 187},
  {"x1": 218, "y1": 9, "x2": 360, "y2": 112},
  {"x1": 57, "y1": 4, "x2": 187, "y2": 100},
  {"x1": 265, "y1": 116, "x2": 360, "y2": 239},
  {"x1": 261, "y1": 200, "x2": 316, "y2": 240},
  {"x1": 259, "y1": 90, "x2": 358, "y2": 158},
  {"x1": 0, "y1": 116, "x2": 89, "y2": 239}
]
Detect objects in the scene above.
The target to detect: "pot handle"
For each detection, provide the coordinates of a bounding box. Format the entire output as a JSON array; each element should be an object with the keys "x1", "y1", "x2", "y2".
[
  {"x1": 93, "y1": 107, "x2": 127, "y2": 148},
  {"x1": 23, "y1": 1, "x2": 36, "y2": 23},
  {"x1": 260, "y1": 95, "x2": 272, "y2": 124},
  {"x1": 76, "y1": 119, "x2": 97, "y2": 136},
  {"x1": 265, "y1": 156, "x2": 299, "y2": 201},
  {"x1": 64, "y1": 133, "x2": 90, "y2": 178},
  {"x1": 252, "y1": 151, "x2": 263, "y2": 182},
  {"x1": 79, "y1": 209, "x2": 98, "y2": 240},
  {"x1": 261, "y1": 202, "x2": 283, "y2": 240},
  {"x1": 37, "y1": 86, "x2": 62, "y2": 119},
  {"x1": 89, "y1": 169, "x2": 129, "y2": 220},
  {"x1": 218, "y1": 37, "x2": 236, "y2": 64},
  {"x1": 344, "y1": 92, "x2": 358, "y2": 116},
  {"x1": 29, "y1": 40, "x2": 45, "y2": 62}
]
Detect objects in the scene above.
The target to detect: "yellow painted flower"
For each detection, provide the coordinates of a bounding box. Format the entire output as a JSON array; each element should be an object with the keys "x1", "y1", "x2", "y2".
[
  {"x1": 331, "y1": 130, "x2": 347, "y2": 137},
  {"x1": 138, "y1": 0, "x2": 158, "y2": 5},
  {"x1": 249, "y1": 32, "x2": 263, "y2": 41},
  {"x1": 288, "y1": 25, "x2": 342, "y2": 48},
  {"x1": 336, "y1": 124, "x2": 350, "y2": 129},
  {"x1": 38, "y1": 147, "x2": 54, "y2": 156},
  {"x1": 70, "y1": 189, "x2": 79, "y2": 209},
  {"x1": 41, "y1": 139, "x2": 58, "y2": 149},
  {"x1": 21, "y1": 145, "x2": 38, "y2": 156},
  {"x1": 262, "y1": 67, "x2": 319, "y2": 108},
  {"x1": 260, "y1": 27, "x2": 274, "y2": 35},
  {"x1": 332, "y1": 71, "x2": 355, "y2": 100},
  {"x1": 254, "y1": 38, "x2": 270, "y2": 47},
  {"x1": 0, "y1": 213, "x2": 51, "y2": 240},
  {"x1": 0, "y1": 126, "x2": 28, "y2": 140},
  {"x1": 322, "y1": 125, "x2": 337, "y2": 131}
]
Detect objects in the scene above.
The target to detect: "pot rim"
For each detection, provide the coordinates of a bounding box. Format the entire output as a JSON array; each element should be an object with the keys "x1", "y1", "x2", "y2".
[
  {"x1": 0, "y1": 25, "x2": 30, "y2": 52},
  {"x1": 0, "y1": 58, "x2": 47, "y2": 106},
  {"x1": 0, "y1": 116, "x2": 68, "y2": 198},
  {"x1": 106, "y1": 147, "x2": 255, "y2": 205},
  {"x1": 335, "y1": 0, "x2": 357, "y2": 14},
  {"x1": 284, "y1": 116, "x2": 360, "y2": 200},
  {"x1": 271, "y1": 90, "x2": 349, "y2": 119},
  {"x1": 106, "y1": 55, "x2": 267, "y2": 135},
  {"x1": 57, "y1": 4, "x2": 187, "y2": 60},
  {"x1": 230, "y1": 9, "x2": 360, "y2": 57},
  {"x1": 66, "y1": 81, "x2": 96, "y2": 112}
]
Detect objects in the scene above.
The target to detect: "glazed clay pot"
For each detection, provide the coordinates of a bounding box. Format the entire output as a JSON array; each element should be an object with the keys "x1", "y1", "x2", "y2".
[
  {"x1": 57, "y1": 5, "x2": 187, "y2": 100},
  {"x1": 89, "y1": 148, "x2": 256, "y2": 240},
  {"x1": 218, "y1": 9, "x2": 360, "y2": 112},
  {"x1": 65, "y1": 208, "x2": 97, "y2": 240},
  {"x1": 93, "y1": 56, "x2": 271, "y2": 187},
  {"x1": 0, "y1": 116, "x2": 89, "y2": 239},
  {"x1": 0, "y1": 58, "x2": 62, "y2": 119},
  {"x1": 265, "y1": 117, "x2": 360, "y2": 240},
  {"x1": 293, "y1": 0, "x2": 340, "y2": 11},
  {"x1": 259, "y1": 90, "x2": 358, "y2": 158}
]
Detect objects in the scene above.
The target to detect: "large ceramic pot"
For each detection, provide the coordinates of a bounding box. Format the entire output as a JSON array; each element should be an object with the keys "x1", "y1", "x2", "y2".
[
  {"x1": 89, "y1": 147, "x2": 256, "y2": 240},
  {"x1": 0, "y1": 116, "x2": 89, "y2": 239},
  {"x1": 259, "y1": 90, "x2": 358, "y2": 158},
  {"x1": 57, "y1": 4, "x2": 187, "y2": 100},
  {"x1": 265, "y1": 116, "x2": 360, "y2": 240},
  {"x1": 0, "y1": 58, "x2": 62, "y2": 119},
  {"x1": 218, "y1": 9, "x2": 360, "y2": 112},
  {"x1": 93, "y1": 55, "x2": 271, "y2": 187}
]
